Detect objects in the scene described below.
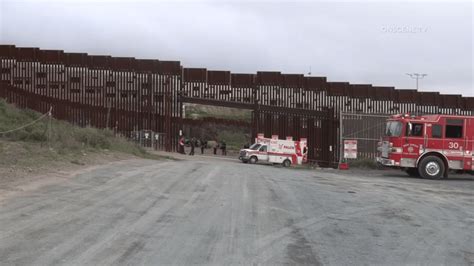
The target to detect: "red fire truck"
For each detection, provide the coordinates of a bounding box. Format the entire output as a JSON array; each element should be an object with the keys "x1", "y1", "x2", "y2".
[{"x1": 377, "y1": 114, "x2": 474, "y2": 179}]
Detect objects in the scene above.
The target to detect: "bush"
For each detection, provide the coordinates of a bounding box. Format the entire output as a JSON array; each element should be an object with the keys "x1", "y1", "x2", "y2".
[
  {"x1": 74, "y1": 127, "x2": 112, "y2": 149},
  {"x1": 348, "y1": 158, "x2": 378, "y2": 169}
]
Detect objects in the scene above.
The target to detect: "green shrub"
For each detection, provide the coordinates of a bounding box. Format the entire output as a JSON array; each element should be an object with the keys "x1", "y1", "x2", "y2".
[
  {"x1": 74, "y1": 127, "x2": 111, "y2": 149},
  {"x1": 348, "y1": 158, "x2": 378, "y2": 169}
]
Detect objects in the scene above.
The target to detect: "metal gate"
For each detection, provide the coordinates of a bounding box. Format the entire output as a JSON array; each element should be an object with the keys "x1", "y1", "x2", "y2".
[
  {"x1": 339, "y1": 113, "x2": 389, "y2": 161},
  {"x1": 254, "y1": 108, "x2": 338, "y2": 167},
  {"x1": 181, "y1": 96, "x2": 339, "y2": 166},
  {"x1": 132, "y1": 130, "x2": 167, "y2": 150}
]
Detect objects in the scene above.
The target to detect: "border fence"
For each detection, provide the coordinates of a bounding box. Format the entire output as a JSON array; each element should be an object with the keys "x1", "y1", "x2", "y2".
[{"x1": 1, "y1": 44, "x2": 473, "y2": 166}]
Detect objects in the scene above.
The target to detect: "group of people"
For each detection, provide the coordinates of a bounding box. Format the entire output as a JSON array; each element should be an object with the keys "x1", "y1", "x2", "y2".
[
  {"x1": 212, "y1": 140, "x2": 227, "y2": 156},
  {"x1": 178, "y1": 136, "x2": 226, "y2": 156}
]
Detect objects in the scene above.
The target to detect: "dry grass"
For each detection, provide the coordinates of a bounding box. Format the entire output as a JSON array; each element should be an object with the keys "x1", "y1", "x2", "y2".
[{"x1": 0, "y1": 99, "x2": 163, "y2": 180}]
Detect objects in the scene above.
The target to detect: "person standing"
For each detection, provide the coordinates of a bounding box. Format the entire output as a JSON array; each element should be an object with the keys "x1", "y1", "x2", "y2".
[
  {"x1": 179, "y1": 136, "x2": 185, "y2": 154},
  {"x1": 221, "y1": 140, "x2": 227, "y2": 156},
  {"x1": 189, "y1": 137, "x2": 195, "y2": 156},
  {"x1": 200, "y1": 139, "x2": 206, "y2": 154},
  {"x1": 302, "y1": 145, "x2": 308, "y2": 163},
  {"x1": 213, "y1": 140, "x2": 219, "y2": 155}
]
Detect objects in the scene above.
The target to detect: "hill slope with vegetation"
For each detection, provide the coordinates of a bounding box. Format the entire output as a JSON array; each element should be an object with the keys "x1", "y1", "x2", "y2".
[{"x1": 0, "y1": 99, "x2": 160, "y2": 181}]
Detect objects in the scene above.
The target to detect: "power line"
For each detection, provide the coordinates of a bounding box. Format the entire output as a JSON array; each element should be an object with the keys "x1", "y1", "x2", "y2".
[{"x1": 406, "y1": 73, "x2": 427, "y2": 90}]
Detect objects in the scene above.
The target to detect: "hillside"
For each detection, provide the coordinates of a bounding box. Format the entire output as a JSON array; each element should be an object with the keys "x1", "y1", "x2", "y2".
[
  {"x1": 184, "y1": 104, "x2": 252, "y2": 122},
  {"x1": 0, "y1": 99, "x2": 161, "y2": 182}
]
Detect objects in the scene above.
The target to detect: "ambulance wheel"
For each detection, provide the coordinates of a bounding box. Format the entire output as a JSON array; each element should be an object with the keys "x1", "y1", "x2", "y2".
[
  {"x1": 249, "y1": 156, "x2": 258, "y2": 164},
  {"x1": 282, "y1": 159, "x2": 291, "y2": 167},
  {"x1": 418, "y1": 156, "x2": 445, "y2": 179}
]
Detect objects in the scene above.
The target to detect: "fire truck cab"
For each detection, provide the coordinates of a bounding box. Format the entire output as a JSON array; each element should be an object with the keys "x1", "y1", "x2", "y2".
[{"x1": 377, "y1": 114, "x2": 474, "y2": 179}]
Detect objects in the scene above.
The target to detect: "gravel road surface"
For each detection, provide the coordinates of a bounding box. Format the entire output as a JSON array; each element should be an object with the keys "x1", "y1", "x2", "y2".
[{"x1": 1, "y1": 156, "x2": 473, "y2": 265}]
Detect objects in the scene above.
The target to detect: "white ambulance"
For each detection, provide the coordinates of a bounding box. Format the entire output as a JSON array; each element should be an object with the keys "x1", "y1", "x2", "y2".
[{"x1": 239, "y1": 134, "x2": 308, "y2": 167}]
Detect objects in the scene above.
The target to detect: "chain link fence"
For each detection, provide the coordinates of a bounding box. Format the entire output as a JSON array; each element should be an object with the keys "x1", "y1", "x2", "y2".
[{"x1": 339, "y1": 113, "x2": 389, "y2": 162}]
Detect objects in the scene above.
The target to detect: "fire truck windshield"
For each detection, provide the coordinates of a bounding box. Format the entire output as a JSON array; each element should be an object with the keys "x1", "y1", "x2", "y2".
[{"x1": 385, "y1": 121, "x2": 402, "y2": 137}]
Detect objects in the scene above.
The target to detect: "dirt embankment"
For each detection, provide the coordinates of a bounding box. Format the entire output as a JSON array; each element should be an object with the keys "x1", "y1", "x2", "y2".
[{"x1": 0, "y1": 139, "x2": 138, "y2": 201}]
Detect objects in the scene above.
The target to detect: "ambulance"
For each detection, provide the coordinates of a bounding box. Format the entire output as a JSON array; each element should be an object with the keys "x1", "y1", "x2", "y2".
[{"x1": 239, "y1": 134, "x2": 308, "y2": 167}]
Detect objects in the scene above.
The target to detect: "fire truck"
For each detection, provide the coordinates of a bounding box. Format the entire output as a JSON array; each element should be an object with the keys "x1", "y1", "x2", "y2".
[
  {"x1": 239, "y1": 134, "x2": 308, "y2": 167},
  {"x1": 377, "y1": 114, "x2": 474, "y2": 179}
]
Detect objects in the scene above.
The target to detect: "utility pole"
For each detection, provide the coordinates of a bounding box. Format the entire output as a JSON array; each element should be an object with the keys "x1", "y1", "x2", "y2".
[{"x1": 406, "y1": 73, "x2": 427, "y2": 90}]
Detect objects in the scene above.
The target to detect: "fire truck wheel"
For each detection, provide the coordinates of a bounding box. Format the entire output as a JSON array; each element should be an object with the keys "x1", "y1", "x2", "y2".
[
  {"x1": 249, "y1": 156, "x2": 258, "y2": 164},
  {"x1": 419, "y1": 156, "x2": 445, "y2": 179},
  {"x1": 405, "y1": 168, "x2": 420, "y2": 177},
  {"x1": 282, "y1": 159, "x2": 291, "y2": 167}
]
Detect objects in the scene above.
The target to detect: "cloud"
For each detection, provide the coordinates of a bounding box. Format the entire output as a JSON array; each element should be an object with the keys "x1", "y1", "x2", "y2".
[{"x1": 1, "y1": 0, "x2": 472, "y2": 96}]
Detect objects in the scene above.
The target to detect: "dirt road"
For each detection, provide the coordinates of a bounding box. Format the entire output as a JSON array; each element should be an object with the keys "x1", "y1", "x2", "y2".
[{"x1": 1, "y1": 156, "x2": 473, "y2": 265}]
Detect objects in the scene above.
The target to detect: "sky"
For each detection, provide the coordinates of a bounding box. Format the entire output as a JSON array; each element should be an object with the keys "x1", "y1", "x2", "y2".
[{"x1": 1, "y1": 0, "x2": 473, "y2": 97}]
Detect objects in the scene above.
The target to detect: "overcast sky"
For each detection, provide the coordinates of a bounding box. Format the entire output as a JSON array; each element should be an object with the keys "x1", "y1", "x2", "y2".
[{"x1": 1, "y1": 0, "x2": 472, "y2": 96}]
